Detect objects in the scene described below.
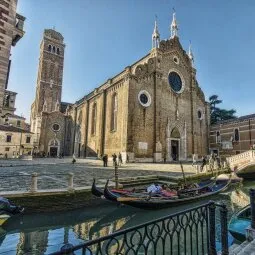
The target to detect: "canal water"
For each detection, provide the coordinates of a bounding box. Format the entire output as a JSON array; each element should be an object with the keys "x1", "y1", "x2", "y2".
[{"x1": 0, "y1": 181, "x2": 254, "y2": 255}]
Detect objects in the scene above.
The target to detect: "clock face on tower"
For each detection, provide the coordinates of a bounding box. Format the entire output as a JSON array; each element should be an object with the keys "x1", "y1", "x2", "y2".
[{"x1": 168, "y1": 71, "x2": 183, "y2": 93}]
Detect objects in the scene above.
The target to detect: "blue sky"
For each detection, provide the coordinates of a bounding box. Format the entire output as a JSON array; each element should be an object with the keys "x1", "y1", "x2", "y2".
[{"x1": 11, "y1": 0, "x2": 255, "y2": 120}]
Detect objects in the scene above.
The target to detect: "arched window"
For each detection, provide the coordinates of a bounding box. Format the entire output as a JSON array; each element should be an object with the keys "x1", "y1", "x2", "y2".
[
  {"x1": 234, "y1": 128, "x2": 240, "y2": 142},
  {"x1": 53, "y1": 46, "x2": 56, "y2": 53},
  {"x1": 216, "y1": 131, "x2": 221, "y2": 144},
  {"x1": 171, "y1": 127, "x2": 181, "y2": 138},
  {"x1": 57, "y1": 48, "x2": 60, "y2": 55},
  {"x1": 78, "y1": 110, "x2": 83, "y2": 125},
  {"x1": 67, "y1": 122, "x2": 71, "y2": 141},
  {"x1": 48, "y1": 45, "x2": 52, "y2": 52},
  {"x1": 111, "y1": 93, "x2": 117, "y2": 131},
  {"x1": 91, "y1": 103, "x2": 97, "y2": 135}
]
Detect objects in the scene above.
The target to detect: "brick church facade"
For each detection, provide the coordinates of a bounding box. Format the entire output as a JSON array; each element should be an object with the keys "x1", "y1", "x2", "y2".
[{"x1": 30, "y1": 12, "x2": 210, "y2": 161}]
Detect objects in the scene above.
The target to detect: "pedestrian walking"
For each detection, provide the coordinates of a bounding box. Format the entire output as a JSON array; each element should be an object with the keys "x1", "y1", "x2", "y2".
[
  {"x1": 102, "y1": 155, "x2": 106, "y2": 167},
  {"x1": 118, "y1": 152, "x2": 123, "y2": 166},
  {"x1": 126, "y1": 154, "x2": 129, "y2": 163},
  {"x1": 112, "y1": 153, "x2": 117, "y2": 166},
  {"x1": 216, "y1": 156, "x2": 221, "y2": 169}
]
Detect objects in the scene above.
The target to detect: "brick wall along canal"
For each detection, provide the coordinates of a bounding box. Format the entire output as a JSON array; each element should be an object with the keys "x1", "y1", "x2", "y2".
[{"x1": 0, "y1": 181, "x2": 253, "y2": 254}]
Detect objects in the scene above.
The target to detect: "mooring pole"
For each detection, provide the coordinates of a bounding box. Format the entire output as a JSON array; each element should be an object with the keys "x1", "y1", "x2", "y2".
[
  {"x1": 220, "y1": 204, "x2": 229, "y2": 255},
  {"x1": 114, "y1": 162, "x2": 119, "y2": 189},
  {"x1": 180, "y1": 161, "x2": 186, "y2": 185},
  {"x1": 209, "y1": 202, "x2": 217, "y2": 255},
  {"x1": 250, "y1": 189, "x2": 255, "y2": 229}
]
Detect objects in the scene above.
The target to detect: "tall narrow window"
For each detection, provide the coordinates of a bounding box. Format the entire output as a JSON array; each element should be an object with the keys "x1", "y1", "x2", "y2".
[
  {"x1": 234, "y1": 128, "x2": 240, "y2": 142},
  {"x1": 91, "y1": 103, "x2": 97, "y2": 135},
  {"x1": 53, "y1": 46, "x2": 56, "y2": 53},
  {"x1": 216, "y1": 131, "x2": 221, "y2": 144},
  {"x1": 26, "y1": 136, "x2": 31, "y2": 144},
  {"x1": 6, "y1": 135, "x2": 11, "y2": 143},
  {"x1": 57, "y1": 48, "x2": 60, "y2": 55},
  {"x1": 67, "y1": 122, "x2": 71, "y2": 141},
  {"x1": 48, "y1": 45, "x2": 52, "y2": 52},
  {"x1": 111, "y1": 93, "x2": 117, "y2": 131}
]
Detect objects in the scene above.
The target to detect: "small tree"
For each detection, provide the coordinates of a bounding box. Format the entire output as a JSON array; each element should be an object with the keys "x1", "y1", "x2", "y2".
[{"x1": 209, "y1": 95, "x2": 237, "y2": 124}]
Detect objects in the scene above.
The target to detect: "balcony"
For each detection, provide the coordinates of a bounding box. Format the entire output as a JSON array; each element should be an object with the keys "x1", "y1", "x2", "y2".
[{"x1": 12, "y1": 13, "x2": 26, "y2": 46}]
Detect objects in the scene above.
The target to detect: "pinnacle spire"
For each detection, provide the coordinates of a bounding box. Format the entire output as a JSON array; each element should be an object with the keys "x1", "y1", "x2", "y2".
[
  {"x1": 170, "y1": 8, "x2": 178, "y2": 38},
  {"x1": 152, "y1": 15, "x2": 160, "y2": 49},
  {"x1": 188, "y1": 41, "x2": 194, "y2": 65}
]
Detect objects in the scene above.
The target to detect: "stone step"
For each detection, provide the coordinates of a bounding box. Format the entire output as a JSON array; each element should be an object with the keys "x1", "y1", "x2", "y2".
[
  {"x1": 118, "y1": 177, "x2": 159, "y2": 184},
  {"x1": 237, "y1": 239, "x2": 255, "y2": 255},
  {"x1": 116, "y1": 177, "x2": 177, "y2": 187},
  {"x1": 228, "y1": 244, "x2": 240, "y2": 253},
  {"x1": 230, "y1": 241, "x2": 250, "y2": 254},
  {"x1": 117, "y1": 175, "x2": 158, "y2": 182}
]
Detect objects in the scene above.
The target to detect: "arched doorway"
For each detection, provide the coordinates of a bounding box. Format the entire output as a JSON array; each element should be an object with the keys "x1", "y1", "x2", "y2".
[
  {"x1": 74, "y1": 128, "x2": 81, "y2": 157},
  {"x1": 170, "y1": 127, "x2": 180, "y2": 161},
  {"x1": 48, "y1": 139, "x2": 60, "y2": 157}
]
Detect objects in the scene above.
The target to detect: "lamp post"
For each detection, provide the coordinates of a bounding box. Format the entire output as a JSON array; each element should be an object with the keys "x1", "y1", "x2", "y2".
[{"x1": 19, "y1": 129, "x2": 22, "y2": 157}]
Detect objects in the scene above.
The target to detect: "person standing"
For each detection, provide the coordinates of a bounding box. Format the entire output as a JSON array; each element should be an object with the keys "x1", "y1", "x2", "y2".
[
  {"x1": 118, "y1": 152, "x2": 123, "y2": 166},
  {"x1": 200, "y1": 156, "x2": 207, "y2": 172},
  {"x1": 102, "y1": 155, "x2": 106, "y2": 167},
  {"x1": 72, "y1": 154, "x2": 76, "y2": 164},
  {"x1": 105, "y1": 154, "x2": 108, "y2": 167},
  {"x1": 163, "y1": 153, "x2": 166, "y2": 164},
  {"x1": 192, "y1": 154, "x2": 196, "y2": 167}
]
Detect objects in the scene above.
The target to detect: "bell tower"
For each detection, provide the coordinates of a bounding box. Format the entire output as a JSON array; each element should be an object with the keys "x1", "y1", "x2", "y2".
[
  {"x1": 33, "y1": 29, "x2": 65, "y2": 115},
  {"x1": 30, "y1": 29, "x2": 65, "y2": 141}
]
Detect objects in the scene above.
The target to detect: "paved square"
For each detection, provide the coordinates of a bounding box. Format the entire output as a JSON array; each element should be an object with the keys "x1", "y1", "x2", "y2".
[{"x1": 0, "y1": 158, "x2": 196, "y2": 192}]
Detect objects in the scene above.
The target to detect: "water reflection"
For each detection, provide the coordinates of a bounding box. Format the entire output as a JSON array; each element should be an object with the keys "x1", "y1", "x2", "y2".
[{"x1": 0, "y1": 181, "x2": 254, "y2": 254}]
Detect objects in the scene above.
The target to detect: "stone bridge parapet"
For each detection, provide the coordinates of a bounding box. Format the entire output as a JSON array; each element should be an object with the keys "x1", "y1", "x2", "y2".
[{"x1": 227, "y1": 150, "x2": 255, "y2": 171}]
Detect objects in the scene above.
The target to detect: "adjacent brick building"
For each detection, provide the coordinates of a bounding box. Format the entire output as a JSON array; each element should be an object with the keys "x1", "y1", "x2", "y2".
[
  {"x1": 0, "y1": 0, "x2": 25, "y2": 115},
  {"x1": 0, "y1": 124, "x2": 34, "y2": 158},
  {"x1": 210, "y1": 114, "x2": 255, "y2": 157},
  {"x1": 31, "y1": 12, "x2": 210, "y2": 161}
]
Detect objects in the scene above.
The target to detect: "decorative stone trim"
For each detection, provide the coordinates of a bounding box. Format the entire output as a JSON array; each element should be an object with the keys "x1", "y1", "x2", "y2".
[
  {"x1": 173, "y1": 55, "x2": 180, "y2": 64},
  {"x1": 197, "y1": 107, "x2": 204, "y2": 120},
  {"x1": 168, "y1": 68, "x2": 185, "y2": 94},
  {"x1": 138, "y1": 90, "x2": 152, "y2": 108}
]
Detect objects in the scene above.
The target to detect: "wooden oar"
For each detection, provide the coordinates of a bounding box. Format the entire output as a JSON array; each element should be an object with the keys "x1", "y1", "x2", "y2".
[
  {"x1": 117, "y1": 197, "x2": 142, "y2": 202},
  {"x1": 180, "y1": 161, "x2": 187, "y2": 185},
  {"x1": 117, "y1": 194, "x2": 179, "y2": 202}
]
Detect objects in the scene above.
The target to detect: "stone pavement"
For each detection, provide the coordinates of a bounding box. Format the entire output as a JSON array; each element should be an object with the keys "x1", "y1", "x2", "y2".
[{"x1": 0, "y1": 158, "x2": 197, "y2": 192}]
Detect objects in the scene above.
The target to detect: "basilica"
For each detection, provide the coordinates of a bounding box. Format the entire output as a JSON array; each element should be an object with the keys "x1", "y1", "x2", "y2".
[{"x1": 30, "y1": 12, "x2": 210, "y2": 162}]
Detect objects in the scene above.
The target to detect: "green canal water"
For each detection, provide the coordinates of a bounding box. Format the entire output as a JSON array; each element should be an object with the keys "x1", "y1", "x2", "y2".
[{"x1": 0, "y1": 181, "x2": 254, "y2": 255}]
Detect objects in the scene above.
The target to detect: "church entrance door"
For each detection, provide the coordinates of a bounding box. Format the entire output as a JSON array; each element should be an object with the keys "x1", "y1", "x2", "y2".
[
  {"x1": 171, "y1": 140, "x2": 179, "y2": 161},
  {"x1": 78, "y1": 143, "x2": 81, "y2": 158},
  {"x1": 50, "y1": 147, "x2": 58, "y2": 157}
]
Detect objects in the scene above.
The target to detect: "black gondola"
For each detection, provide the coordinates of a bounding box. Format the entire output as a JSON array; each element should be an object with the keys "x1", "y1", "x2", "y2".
[
  {"x1": 91, "y1": 178, "x2": 104, "y2": 197},
  {"x1": 104, "y1": 179, "x2": 231, "y2": 210},
  {"x1": 228, "y1": 205, "x2": 251, "y2": 242}
]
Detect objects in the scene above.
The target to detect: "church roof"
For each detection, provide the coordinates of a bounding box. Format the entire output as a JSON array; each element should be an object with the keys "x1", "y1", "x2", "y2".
[
  {"x1": 213, "y1": 113, "x2": 255, "y2": 126},
  {"x1": 2, "y1": 113, "x2": 25, "y2": 120},
  {"x1": 44, "y1": 29, "x2": 64, "y2": 42},
  {"x1": 75, "y1": 36, "x2": 191, "y2": 105},
  {"x1": 60, "y1": 102, "x2": 73, "y2": 113},
  {"x1": 0, "y1": 124, "x2": 33, "y2": 133}
]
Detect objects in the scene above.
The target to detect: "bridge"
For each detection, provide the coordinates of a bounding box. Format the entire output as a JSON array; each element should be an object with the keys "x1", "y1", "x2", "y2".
[
  {"x1": 230, "y1": 190, "x2": 250, "y2": 208},
  {"x1": 227, "y1": 150, "x2": 255, "y2": 172}
]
